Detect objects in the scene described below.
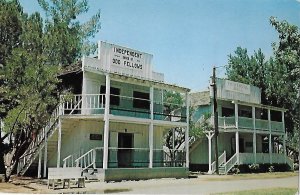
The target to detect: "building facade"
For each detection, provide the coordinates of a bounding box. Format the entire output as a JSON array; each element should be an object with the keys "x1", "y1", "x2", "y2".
[
  {"x1": 190, "y1": 78, "x2": 293, "y2": 174},
  {"x1": 17, "y1": 41, "x2": 190, "y2": 181}
]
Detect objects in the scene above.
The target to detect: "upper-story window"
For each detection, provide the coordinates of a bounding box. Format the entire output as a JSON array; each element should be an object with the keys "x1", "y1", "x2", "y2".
[
  {"x1": 221, "y1": 107, "x2": 234, "y2": 117},
  {"x1": 133, "y1": 91, "x2": 150, "y2": 109},
  {"x1": 100, "y1": 86, "x2": 120, "y2": 106}
]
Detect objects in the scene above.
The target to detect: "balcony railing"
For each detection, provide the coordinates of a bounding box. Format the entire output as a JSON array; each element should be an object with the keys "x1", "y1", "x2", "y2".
[
  {"x1": 217, "y1": 116, "x2": 284, "y2": 132},
  {"x1": 60, "y1": 94, "x2": 187, "y2": 122},
  {"x1": 70, "y1": 147, "x2": 185, "y2": 169},
  {"x1": 239, "y1": 153, "x2": 287, "y2": 164}
]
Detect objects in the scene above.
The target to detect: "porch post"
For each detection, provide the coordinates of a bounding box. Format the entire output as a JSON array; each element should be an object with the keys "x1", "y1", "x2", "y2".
[
  {"x1": 149, "y1": 86, "x2": 154, "y2": 168},
  {"x1": 38, "y1": 149, "x2": 42, "y2": 178},
  {"x1": 103, "y1": 73, "x2": 110, "y2": 169},
  {"x1": 268, "y1": 109, "x2": 272, "y2": 164},
  {"x1": 56, "y1": 118, "x2": 62, "y2": 168},
  {"x1": 43, "y1": 128, "x2": 48, "y2": 178},
  {"x1": 252, "y1": 106, "x2": 256, "y2": 163},
  {"x1": 235, "y1": 131, "x2": 239, "y2": 164},
  {"x1": 235, "y1": 103, "x2": 239, "y2": 164},
  {"x1": 206, "y1": 131, "x2": 214, "y2": 174},
  {"x1": 185, "y1": 92, "x2": 190, "y2": 168},
  {"x1": 234, "y1": 103, "x2": 239, "y2": 128},
  {"x1": 282, "y1": 111, "x2": 286, "y2": 163}
]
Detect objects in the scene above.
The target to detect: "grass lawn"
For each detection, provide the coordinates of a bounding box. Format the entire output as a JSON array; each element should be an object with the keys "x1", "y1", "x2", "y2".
[
  {"x1": 205, "y1": 171, "x2": 298, "y2": 181},
  {"x1": 214, "y1": 187, "x2": 298, "y2": 195}
]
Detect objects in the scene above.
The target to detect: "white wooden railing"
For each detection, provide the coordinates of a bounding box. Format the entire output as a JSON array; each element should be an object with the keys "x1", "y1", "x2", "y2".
[
  {"x1": 217, "y1": 116, "x2": 235, "y2": 129},
  {"x1": 63, "y1": 155, "x2": 74, "y2": 168},
  {"x1": 61, "y1": 94, "x2": 105, "y2": 115},
  {"x1": 223, "y1": 153, "x2": 238, "y2": 174},
  {"x1": 211, "y1": 151, "x2": 226, "y2": 173},
  {"x1": 75, "y1": 148, "x2": 103, "y2": 171},
  {"x1": 17, "y1": 106, "x2": 61, "y2": 175}
]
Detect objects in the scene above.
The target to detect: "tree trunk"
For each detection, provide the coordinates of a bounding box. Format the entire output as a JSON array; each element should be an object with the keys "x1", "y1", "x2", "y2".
[{"x1": 4, "y1": 148, "x2": 16, "y2": 182}]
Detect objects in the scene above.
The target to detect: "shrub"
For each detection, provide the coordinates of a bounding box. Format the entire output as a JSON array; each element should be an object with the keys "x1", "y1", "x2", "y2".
[
  {"x1": 231, "y1": 167, "x2": 240, "y2": 174},
  {"x1": 248, "y1": 163, "x2": 260, "y2": 173},
  {"x1": 294, "y1": 163, "x2": 299, "y2": 171},
  {"x1": 268, "y1": 165, "x2": 274, "y2": 172}
]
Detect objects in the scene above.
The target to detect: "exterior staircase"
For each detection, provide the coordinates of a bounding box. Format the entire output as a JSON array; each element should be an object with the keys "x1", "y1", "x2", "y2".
[
  {"x1": 62, "y1": 147, "x2": 104, "y2": 181},
  {"x1": 17, "y1": 107, "x2": 60, "y2": 176},
  {"x1": 211, "y1": 152, "x2": 238, "y2": 175}
]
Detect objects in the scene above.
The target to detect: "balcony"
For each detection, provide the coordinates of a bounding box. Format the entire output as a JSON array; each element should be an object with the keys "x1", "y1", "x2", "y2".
[
  {"x1": 217, "y1": 116, "x2": 284, "y2": 132},
  {"x1": 60, "y1": 94, "x2": 187, "y2": 123}
]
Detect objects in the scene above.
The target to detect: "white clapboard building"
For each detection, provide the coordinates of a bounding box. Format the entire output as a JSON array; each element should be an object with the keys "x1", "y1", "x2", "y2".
[
  {"x1": 189, "y1": 78, "x2": 293, "y2": 174},
  {"x1": 17, "y1": 41, "x2": 190, "y2": 181}
]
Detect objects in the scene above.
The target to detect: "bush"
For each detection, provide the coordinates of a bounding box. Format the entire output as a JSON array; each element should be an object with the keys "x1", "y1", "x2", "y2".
[
  {"x1": 294, "y1": 163, "x2": 299, "y2": 171},
  {"x1": 231, "y1": 167, "x2": 240, "y2": 174},
  {"x1": 268, "y1": 165, "x2": 274, "y2": 172},
  {"x1": 248, "y1": 163, "x2": 260, "y2": 173}
]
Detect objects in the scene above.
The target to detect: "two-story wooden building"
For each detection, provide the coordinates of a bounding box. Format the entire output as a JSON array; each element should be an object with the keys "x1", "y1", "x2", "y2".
[
  {"x1": 190, "y1": 78, "x2": 293, "y2": 174},
  {"x1": 17, "y1": 41, "x2": 190, "y2": 181}
]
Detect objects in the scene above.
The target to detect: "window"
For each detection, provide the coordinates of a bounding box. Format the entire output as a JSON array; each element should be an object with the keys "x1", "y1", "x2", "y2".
[
  {"x1": 100, "y1": 86, "x2": 120, "y2": 106},
  {"x1": 133, "y1": 91, "x2": 150, "y2": 109},
  {"x1": 221, "y1": 107, "x2": 234, "y2": 117}
]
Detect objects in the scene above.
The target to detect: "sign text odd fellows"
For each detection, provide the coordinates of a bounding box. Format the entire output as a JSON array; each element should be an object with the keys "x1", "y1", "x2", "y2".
[{"x1": 112, "y1": 47, "x2": 143, "y2": 70}]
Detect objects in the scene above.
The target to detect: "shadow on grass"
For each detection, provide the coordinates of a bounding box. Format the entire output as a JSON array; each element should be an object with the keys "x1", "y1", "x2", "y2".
[{"x1": 104, "y1": 188, "x2": 131, "y2": 194}]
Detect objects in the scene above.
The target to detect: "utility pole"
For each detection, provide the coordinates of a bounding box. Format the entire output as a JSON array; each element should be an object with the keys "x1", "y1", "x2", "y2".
[{"x1": 212, "y1": 66, "x2": 219, "y2": 174}]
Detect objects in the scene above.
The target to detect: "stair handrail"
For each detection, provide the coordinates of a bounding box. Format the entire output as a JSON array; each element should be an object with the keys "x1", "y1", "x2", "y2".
[
  {"x1": 211, "y1": 151, "x2": 226, "y2": 173},
  {"x1": 75, "y1": 148, "x2": 100, "y2": 171},
  {"x1": 63, "y1": 155, "x2": 74, "y2": 167},
  {"x1": 17, "y1": 105, "x2": 61, "y2": 175},
  {"x1": 223, "y1": 152, "x2": 238, "y2": 174},
  {"x1": 69, "y1": 97, "x2": 83, "y2": 115},
  {"x1": 285, "y1": 155, "x2": 294, "y2": 170}
]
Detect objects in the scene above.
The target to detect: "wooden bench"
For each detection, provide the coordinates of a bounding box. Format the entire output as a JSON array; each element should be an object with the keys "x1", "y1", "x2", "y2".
[{"x1": 48, "y1": 167, "x2": 85, "y2": 190}]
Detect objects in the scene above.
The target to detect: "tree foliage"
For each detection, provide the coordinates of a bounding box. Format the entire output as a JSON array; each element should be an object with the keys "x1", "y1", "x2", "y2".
[
  {"x1": 226, "y1": 17, "x2": 300, "y2": 151},
  {"x1": 0, "y1": 0, "x2": 101, "y2": 180},
  {"x1": 38, "y1": 0, "x2": 101, "y2": 66}
]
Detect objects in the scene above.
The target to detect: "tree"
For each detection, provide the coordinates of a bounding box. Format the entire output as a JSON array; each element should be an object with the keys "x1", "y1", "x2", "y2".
[
  {"x1": 38, "y1": 0, "x2": 101, "y2": 66},
  {"x1": 163, "y1": 91, "x2": 208, "y2": 164},
  {"x1": 2, "y1": 48, "x2": 60, "y2": 181},
  {"x1": 0, "y1": 0, "x2": 101, "y2": 181},
  {"x1": 225, "y1": 17, "x2": 300, "y2": 152},
  {"x1": 226, "y1": 47, "x2": 269, "y2": 104},
  {"x1": 0, "y1": 0, "x2": 24, "y2": 176},
  {"x1": 269, "y1": 17, "x2": 300, "y2": 152}
]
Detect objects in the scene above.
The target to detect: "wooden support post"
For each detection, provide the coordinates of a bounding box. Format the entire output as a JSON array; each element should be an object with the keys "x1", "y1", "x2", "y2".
[
  {"x1": 268, "y1": 109, "x2": 272, "y2": 164},
  {"x1": 252, "y1": 106, "x2": 256, "y2": 163},
  {"x1": 185, "y1": 92, "x2": 190, "y2": 168},
  {"x1": 206, "y1": 131, "x2": 215, "y2": 174},
  {"x1": 38, "y1": 149, "x2": 42, "y2": 178},
  {"x1": 282, "y1": 111, "x2": 287, "y2": 163},
  {"x1": 235, "y1": 131, "x2": 239, "y2": 164},
  {"x1": 43, "y1": 128, "x2": 48, "y2": 178},
  {"x1": 57, "y1": 119, "x2": 62, "y2": 168},
  {"x1": 235, "y1": 103, "x2": 239, "y2": 164},
  {"x1": 149, "y1": 86, "x2": 154, "y2": 168},
  {"x1": 103, "y1": 74, "x2": 110, "y2": 169}
]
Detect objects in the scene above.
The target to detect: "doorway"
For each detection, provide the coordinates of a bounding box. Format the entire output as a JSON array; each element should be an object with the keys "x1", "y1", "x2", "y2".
[{"x1": 118, "y1": 133, "x2": 134, "y2": 167}]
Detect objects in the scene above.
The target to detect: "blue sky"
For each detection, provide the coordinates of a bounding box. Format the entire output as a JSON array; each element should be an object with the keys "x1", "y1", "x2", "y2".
[{"x1": 19, "y1": 0, "x2": 300, "y2": 91}]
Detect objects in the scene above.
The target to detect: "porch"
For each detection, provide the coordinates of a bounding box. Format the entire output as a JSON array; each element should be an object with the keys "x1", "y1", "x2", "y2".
[
  {"x1": 62, "y1": 147, "x2": 187, "y2": 181},
  {"x1": 60, "y1": 93, "x2": 187, "y2": 123},
  {"x1": 212, "y1": 151, "x2": 293, "y2": 174}
]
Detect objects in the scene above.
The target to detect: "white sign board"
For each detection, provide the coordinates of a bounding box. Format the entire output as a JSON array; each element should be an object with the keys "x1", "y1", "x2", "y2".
[
  {"x1": 215, "y1": 78, "x2": 261, "y2": 104},
  {"x1": 225, "y1": 80, "x2": 251, "y2": 94},
  {"x1": 98, "y1": 41, "x2": 153, "y2": 79}
]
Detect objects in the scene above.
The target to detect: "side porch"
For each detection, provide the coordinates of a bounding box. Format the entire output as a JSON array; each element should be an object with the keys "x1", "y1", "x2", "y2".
[{"x1": 210, "y1": 131, "x2": 293, "y2": 174}]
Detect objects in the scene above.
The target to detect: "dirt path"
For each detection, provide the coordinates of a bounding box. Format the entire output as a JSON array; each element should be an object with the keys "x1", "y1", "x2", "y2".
[{"x1": 0, "y1": 173, "x2": 298, "y2": 194}]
